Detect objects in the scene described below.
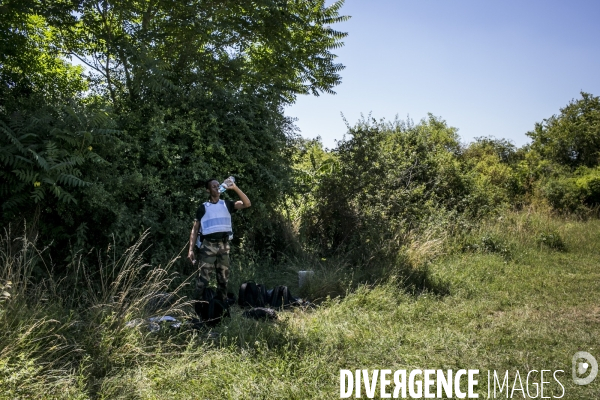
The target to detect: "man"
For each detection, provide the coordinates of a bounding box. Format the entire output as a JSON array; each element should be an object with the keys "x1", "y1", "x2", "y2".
[{"x1": 188, "y1": 178, "x2": 251, "y2": 303}]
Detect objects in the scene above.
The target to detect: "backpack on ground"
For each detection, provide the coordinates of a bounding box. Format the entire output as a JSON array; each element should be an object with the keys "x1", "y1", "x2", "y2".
[
  {"x1": 242, "y1": 307, "x2": 278, "y2": 321},
  {"x1": 269, "y1": 285, "x2": 297, "y2": 308},
  {"x1": 238, "y1": 281, "x2": 267, "y2": 308},
  {"x1": 195, "y1": 287, "x2": 230, "y2": 327}
]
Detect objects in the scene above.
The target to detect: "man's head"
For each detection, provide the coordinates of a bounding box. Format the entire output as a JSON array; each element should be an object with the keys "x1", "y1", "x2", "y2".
[{"x1": 205, "y1": 178, "x2": 220, "y2": 198}]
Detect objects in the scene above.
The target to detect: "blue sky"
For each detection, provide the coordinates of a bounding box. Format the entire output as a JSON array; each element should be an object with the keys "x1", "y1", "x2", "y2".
[{"x1": 286, "y1": 0, "x2": 600, "y2": 149}]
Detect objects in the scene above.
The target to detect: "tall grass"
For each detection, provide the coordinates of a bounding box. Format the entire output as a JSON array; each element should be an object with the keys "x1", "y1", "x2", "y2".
[
  {"x1": 0, "y1": 227, "x2": 195, "y2": 398},
  {"x1": 0, "y1": 225, "x2": 83, "y2": 397},
  {"x1": 2, "y1": 210, "x2": 600, "y2": 398}
]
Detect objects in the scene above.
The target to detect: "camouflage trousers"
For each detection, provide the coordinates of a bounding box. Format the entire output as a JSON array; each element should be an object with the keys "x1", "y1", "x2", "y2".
[{"x1": 195, "y1": 239, "x2": 230, "y2": 301}]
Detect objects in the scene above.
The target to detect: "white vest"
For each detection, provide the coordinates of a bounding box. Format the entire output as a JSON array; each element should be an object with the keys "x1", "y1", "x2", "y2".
[{"x1": 200, "y1": 200, "x2": 232, "y2": 235}]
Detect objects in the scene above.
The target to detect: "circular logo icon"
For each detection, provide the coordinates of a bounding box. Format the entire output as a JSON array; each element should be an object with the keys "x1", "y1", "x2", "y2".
[{"x1": 572, "y1": 351, "x2": 598, "y2": 385}]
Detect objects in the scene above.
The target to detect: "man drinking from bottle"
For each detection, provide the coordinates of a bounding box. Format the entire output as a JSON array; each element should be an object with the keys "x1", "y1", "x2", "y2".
[{"x1": 188, "y1": 177, "x2": 251, "y2": 302}]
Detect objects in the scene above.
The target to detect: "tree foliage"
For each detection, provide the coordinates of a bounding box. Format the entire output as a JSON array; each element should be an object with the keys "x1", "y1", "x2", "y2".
[
  {"x1": 1, "y1": 0, "x2": 350, "y2": 271},
  {"x1": 461, "y1": 137, "x2": 523, "y2": 210},
  {"x1": 0, "y1": 104, "x2": 113, "y2": 215},
  {"x1": 527, "y1": 92, "x2": 600, "y2": 169},
  {"x1": 0, "y1": 3, "x2": 84, "y2": 111},
  {"x1": 60, "y1": 0, "x2": 349, "y2": 106},
  {"x1": 290, "y1": 115, "x2": 472, "y2": 258}
]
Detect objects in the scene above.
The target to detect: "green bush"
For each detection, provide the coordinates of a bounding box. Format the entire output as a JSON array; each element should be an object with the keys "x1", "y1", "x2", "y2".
[
  {"x1": 575, "y1": 167, "x2": 600, "y2": 205},
  {"x1": 527, "y1": 92, "x2": 600, "y2": 169},
  {"x1": 536, "y1": 230, "x2": 566, "y2": 251},
  {"x1": 288, "y1": 116, "x2": 528, "y2": 274},
  {"x1": 462, "y1": 234, "x2": 513, "y2": 261},
  {"x1": 540, "y1": 166, "x2": 600, "y2": 213},
  {"x1": 295, "y1": 115, "x2": 469, "y2": 254},
  {"x1": 541, "y1": 177, "x2": 586, "y2": 214},
  {"x1": 461, "y1": 137, "x2": 523, "y2": 211}
]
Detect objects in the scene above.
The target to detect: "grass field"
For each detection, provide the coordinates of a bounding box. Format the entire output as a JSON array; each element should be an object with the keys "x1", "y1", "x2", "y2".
[{"x1": 1, "y1": 211, "x2": 600, "y2": 399}]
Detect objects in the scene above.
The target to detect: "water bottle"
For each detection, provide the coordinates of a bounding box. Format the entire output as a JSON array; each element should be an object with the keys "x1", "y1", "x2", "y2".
[{"x1": 218, "y1": 176, "x2": 235, "y2": 193}]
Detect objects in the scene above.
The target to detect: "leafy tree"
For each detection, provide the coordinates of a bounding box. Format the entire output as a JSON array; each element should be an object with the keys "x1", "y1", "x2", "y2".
[
  {"x1": 0, "y1": 7, "x2": 107, "y2": 223},
  {"x1": 297, "y1": 114, "x2": 469, "y2": 256},
  {"x1": 283, "y1": 137, "x2": 339, "y2": 250},
  {"x1": 61, "y1": 0, "x2": 349, "y2": 107},
  {"x1": 0, "y1": 104, "x2": 113, "y2": 216},
  {"x1": 1, "y1": 0, "x2": 350, "y2": 270},
  {"x1": 0, "y1": 1, "x2": 84, "y2": 111},
  {"x1": 527, "y1": 92, "x2": 600, "y2": 168},
  {"x1": 52, "y1": 0, "x2": 350, "y2": 264},
  {"x1": 461, "y1": 137, "x2": 522, "y2": 210},
  {"x1": 82, "y1": 87, "x2": 297, "y2": 264},
  {"x1": 463, "y1": 137, "x2": 517, "y2": 164}
]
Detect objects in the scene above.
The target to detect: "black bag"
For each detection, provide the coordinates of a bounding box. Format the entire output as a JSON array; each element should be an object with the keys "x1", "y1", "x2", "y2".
[
  {"x1": 195, "y1": 288, "x2": 230, "y2": 327},
  {"x1": 238, "y1": 281, "x2": 267, "y2": 308},
  {"x1": 242, "y1": 307, "x2": 278, "y2": 320},
  {"x1": 269, "y1": 285, "x2": 296, "y2": 308},
  {"x1": 226, "y1": 292, "x2": 237, "y2": 307}
]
